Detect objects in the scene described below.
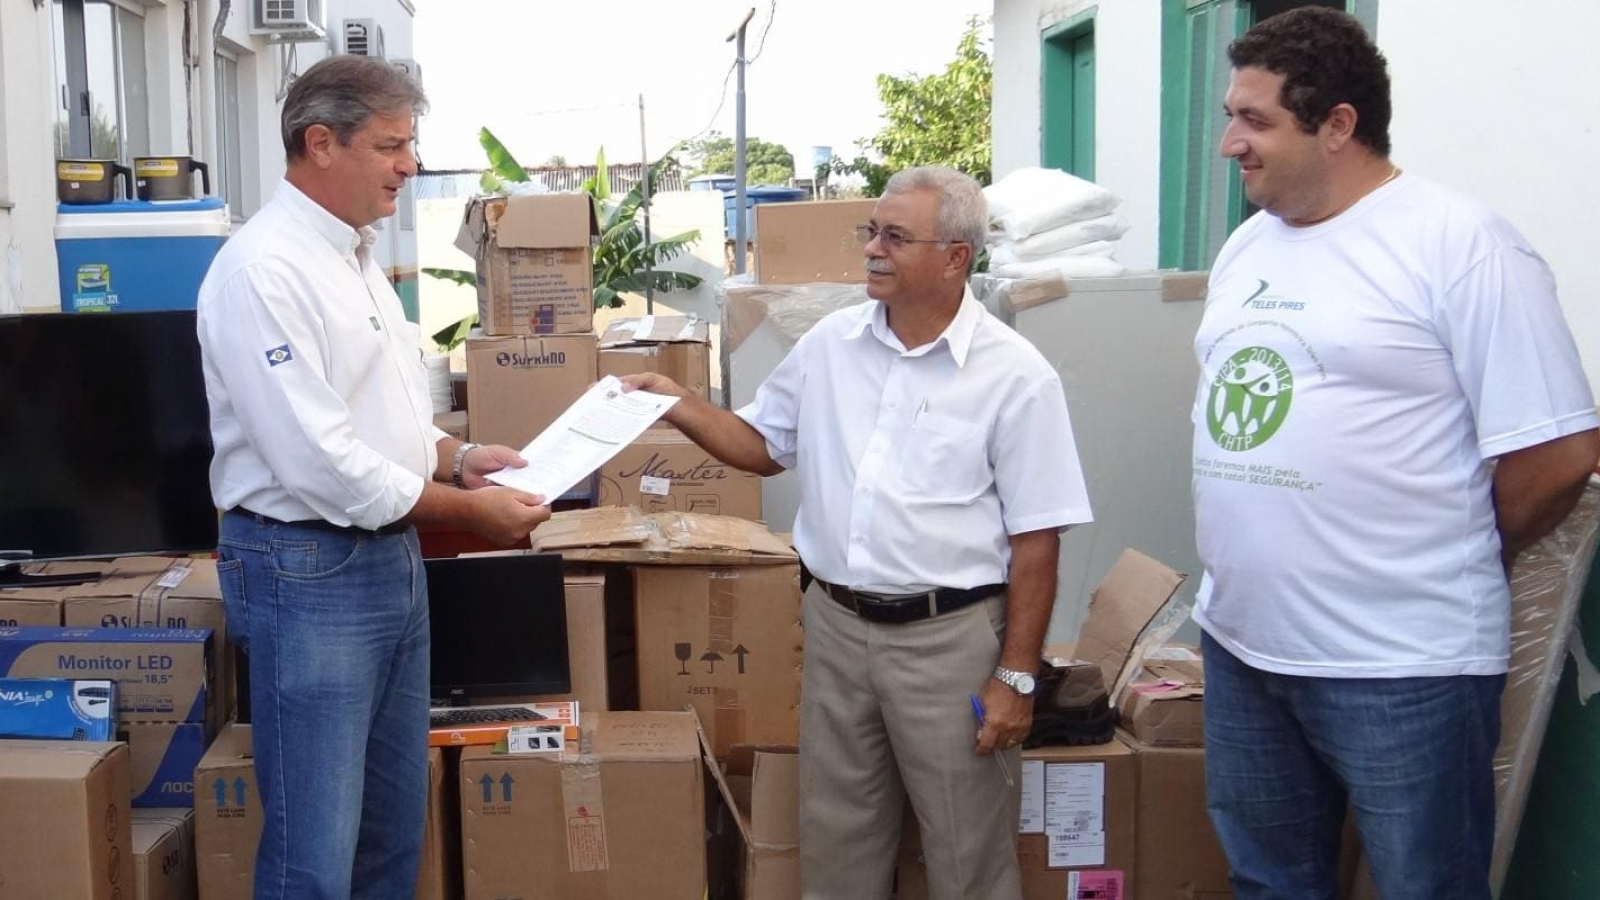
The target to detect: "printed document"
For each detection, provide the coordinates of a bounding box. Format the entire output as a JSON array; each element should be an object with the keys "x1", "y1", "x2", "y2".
[{"x1": 485, "y1": 376, "x2": 679, "y2": 499}]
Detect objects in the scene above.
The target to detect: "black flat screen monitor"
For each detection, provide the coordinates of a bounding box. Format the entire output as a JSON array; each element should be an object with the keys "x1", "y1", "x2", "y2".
[
  {"x1": 425, "y1": 554, "x2": 571, "y2": 702},
  {"x1": 0, "y1": 310, "x2": 216, "y2": 583}
]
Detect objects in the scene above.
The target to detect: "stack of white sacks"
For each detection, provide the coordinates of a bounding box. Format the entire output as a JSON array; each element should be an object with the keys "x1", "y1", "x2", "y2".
[{"x1": 983, "y1": 167, "x2": 1130, "y2": 280}]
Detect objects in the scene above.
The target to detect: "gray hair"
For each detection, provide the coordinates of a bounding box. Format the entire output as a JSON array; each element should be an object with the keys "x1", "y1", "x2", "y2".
[
  {"x1": 281, "y1": 55, "x2": 428, "y2": 161},
  {"x1": 881, "y1": 166, "x2": 988, "y2": 269}
]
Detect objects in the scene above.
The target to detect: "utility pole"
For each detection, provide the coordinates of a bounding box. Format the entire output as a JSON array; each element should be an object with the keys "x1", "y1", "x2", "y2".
[
  {"x1": 727, "y1": 8, "x2": 755, "y2": 275},
  {"x1": 639, "y1": 93, "x2": 653, "y2": 312}
]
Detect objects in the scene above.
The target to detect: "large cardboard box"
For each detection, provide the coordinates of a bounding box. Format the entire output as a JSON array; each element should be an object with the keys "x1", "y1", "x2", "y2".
[
  {"x1": 457, "y1": 193, "x2": 600, "y2": 336},
  {"x1": 530, "y1": 508, "x2": 797, "y2": 567},
  {"x1": 0, "y1": 555, "x2": 182, "y2": 627},
  {"x1": 416, "y1": 748, "x2": 458, "y2": 900},
  {"x1": 193, "y1": 724, "x2": 259, "y2": 900},
  {"x1": 634, "y1": 564, "x2": 802, "y2": 757},
  {"x1": 753, "y1": 199, "x2": 876, "y2": 284},
  {"x1": 0, "y1": 593, "x2": 62, "y2": 626},
  {"x1": 132, "y1": 808, "x2": 197, "y2": 900},
  {"x1": 0, "y1": 740, "x2": 134, "y2": 899},
  {"x1": 1122, "y1": 733, "x2": 1232, "y2": 900},
  {"x1": 0, "y1": 627, "x2": 213, "y2": 729},
  {"x1": 706, "y1": 744, "x2": 800, "y2": 900},
  {"x1": 596, "y1": 427, "x2": 763, "y2": 521},
  {"x1": 465, "y1": 332, "x2": 598, "y2": 451},
  {"x1": 61, "y1": 557, "x2": 233, "y2": 725},
  {"x1": 597, "y1": 316, "x2": 712, "y2": 399},
  {"x1": 121, "y1": 721, "x2": 209, "y2": 808},
  {"x1": 1118, "y1": 645, "x2": 1204, "y2": 748},
  {"x1": 460, "y1": 711, "x2": 710, "y2": 900}
]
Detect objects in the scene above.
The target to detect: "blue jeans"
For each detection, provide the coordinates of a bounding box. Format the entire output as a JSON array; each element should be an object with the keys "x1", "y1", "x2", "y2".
[
  {"x1": 1201, "y1": 631, "x2": 1503, "y2": 900},
  {"x1": 216, "y1": 510, "x2": 431, "y2": 900}
]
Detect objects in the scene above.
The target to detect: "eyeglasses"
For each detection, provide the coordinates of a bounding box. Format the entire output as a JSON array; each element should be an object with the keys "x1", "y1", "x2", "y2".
[{"x1": 853, "y1": 224, "x2": 963, "y2": 252}]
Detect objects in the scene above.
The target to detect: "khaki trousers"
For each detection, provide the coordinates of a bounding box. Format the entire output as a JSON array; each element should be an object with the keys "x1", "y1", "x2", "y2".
[{"x1": 799, "y1": 581, "x2": 1023, "y2": 900}]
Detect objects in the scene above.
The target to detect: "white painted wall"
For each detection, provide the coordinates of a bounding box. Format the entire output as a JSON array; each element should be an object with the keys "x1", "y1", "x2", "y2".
[
  {"x1": 991, "y1": 0, "x2": 1600, "y2": 395},
  {"x1": 0, "y1": 2, "x2": 62, "y2": 312}
]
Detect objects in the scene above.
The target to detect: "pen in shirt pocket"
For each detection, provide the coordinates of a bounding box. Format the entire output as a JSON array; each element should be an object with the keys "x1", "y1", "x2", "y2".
[
  {"x1": 913, "y1": 397, "x2": 930, "y2": 426},
  {"x1": 970, "y1": 694, "x2": 1015, "y2": 787}
]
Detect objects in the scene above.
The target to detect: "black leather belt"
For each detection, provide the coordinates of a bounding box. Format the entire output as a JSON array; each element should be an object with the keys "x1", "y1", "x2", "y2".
[
  {"x1": 230, "y1": 508, "x2": 412, "y2": 538},
  {"x1": 802, "y1": 564, "x2": 1005, "y2": 625}
]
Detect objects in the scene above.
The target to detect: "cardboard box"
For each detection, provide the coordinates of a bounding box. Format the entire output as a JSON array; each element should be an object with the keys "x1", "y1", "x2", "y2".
[
  {"x1": 132, "y1": 808, "x2": 197, "y2": 900},
  {"x1": 434, "y1": 409, "x2": 469, "y2": 442},
  {"x1": 896, "y1": 736, "x2": 1138, "y2": 900},
  {"x1": 530, "y1": 507, "x2": 797, "y2": 566},
  {"x1": 0, "y1": 593, "x2": 62, "y2": 626},
  {"x1": 193, "y1": 724, "x2": 259, "y2": 900},
  {"x1": 0, "y1": 556, "x2": 180, "y2": 628},
  {"x1": 706, "y1": 745, "x2": 800, "y2": 900},
  {"x1": 753, "y1": 199, "x2": 876, "y2": 284},
  {"x1": 416, "y1": 748, "x2": 458, "y2": 900},
  {"x1": 465, "y1": 332, "x2": 598, "y2": 451},
  {"x1": 457, "y1": 193, "x2": 600, "y2": 336},
  {"x1": 597, "y1": 316, "x2": 712, "y2": 399},
  {"x1": 61, "y1": 557, "x2": 233, "y2": 726},
  {"x1": 0, "y1": 627, "x2": 213, "y2": 729},
  {"x1": 1122, "y1": 733, "x2": 1232, "y2": 900},
  {"x1": 0, "y1": 740, "x2": 133, "y2": 899},
  {"x1": 1118, "y1": 645, "x2": 1204, "y2": 748},
  {"x1": 596, "y1": 427, "x2": 763, "y2": 521},
  {"x1": 0, "y1": 677, "x2": 116, "y2": 740},
  {"x1": 121, "y1": 721, "x2": 209, "y2": 808},
  {"x1": 460, "y1": 710, "x2": 710, "y2": 900},
  {"x1": 634, "y1": 564, "x2": 802, "y2": 757}
]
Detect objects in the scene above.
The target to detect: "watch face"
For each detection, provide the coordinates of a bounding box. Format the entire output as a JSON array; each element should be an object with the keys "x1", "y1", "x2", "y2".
[{"x1": 1016, "y1": 673, "x2": 1037, "y2": 695}]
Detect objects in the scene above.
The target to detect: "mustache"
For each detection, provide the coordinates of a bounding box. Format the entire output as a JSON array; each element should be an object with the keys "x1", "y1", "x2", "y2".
[{"x1": 864, "y1": 259, "x2": 894, "y2": 274}]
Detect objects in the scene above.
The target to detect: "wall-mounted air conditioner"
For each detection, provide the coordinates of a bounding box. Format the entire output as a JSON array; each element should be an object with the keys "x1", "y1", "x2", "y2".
[
  {"x1": 250, "y1": 0, "x2": 327, "y2": 42},
  {"x1": 341, "y1": 19, "x2": 385, "y2": 58}
]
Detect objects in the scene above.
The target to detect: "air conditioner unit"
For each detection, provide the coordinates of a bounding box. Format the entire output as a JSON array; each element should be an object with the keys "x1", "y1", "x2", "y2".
[
  {"x1": 341, "y1": 18, "x2": 385, "y2": 58},
  {"x1": 250, "y1": 0, "x2": 326, "y2": 42}
]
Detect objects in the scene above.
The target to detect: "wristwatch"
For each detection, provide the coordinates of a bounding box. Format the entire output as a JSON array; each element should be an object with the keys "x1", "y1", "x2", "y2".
[
  {"x1": 993, "y1": 665, "x2": 1037, "y2": 696},
  {"x1": 450, "y1": 442, "x2": 479, "y2": 490}
]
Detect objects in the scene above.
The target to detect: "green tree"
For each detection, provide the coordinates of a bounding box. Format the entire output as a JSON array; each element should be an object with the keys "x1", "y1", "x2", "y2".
[
  {"x1": 837, "y1": 16, "x2": 993, "y2": 196},
  {"x1": 683, "y1": 131, "x2": 795, "y2": 187}
]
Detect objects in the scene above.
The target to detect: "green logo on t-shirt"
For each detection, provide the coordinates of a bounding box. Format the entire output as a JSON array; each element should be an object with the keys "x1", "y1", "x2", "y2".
[{"x1": 1207, "y1": 347, "x2": 1293, "y2": 452}]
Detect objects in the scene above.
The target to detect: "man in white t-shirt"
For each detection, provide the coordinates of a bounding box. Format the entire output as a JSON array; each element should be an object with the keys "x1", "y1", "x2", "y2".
[
  {"x1": 1192, "y1": 9, "x2": 1598, "y2": 899},
  {"x1": 623, "y1": 166, "x2": 1092, "y2": 900}
]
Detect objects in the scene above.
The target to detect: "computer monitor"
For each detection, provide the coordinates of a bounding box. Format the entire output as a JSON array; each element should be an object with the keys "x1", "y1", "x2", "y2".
[
  {"x1": 425, "y1": 554, "x2": 571, "y2": 702},
  {"x1": 0, "y1": 310, "x2": 216, "y2": 587}
]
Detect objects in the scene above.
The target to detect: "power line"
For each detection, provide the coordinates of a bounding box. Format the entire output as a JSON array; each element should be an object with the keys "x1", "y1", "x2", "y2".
[{"x1": 747, "y1": 0, "x2": 778, "y2": 66}]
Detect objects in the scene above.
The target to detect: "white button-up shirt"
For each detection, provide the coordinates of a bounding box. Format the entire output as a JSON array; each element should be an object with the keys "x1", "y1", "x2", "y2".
[
  {"x1": 197, "y1": 179, "x2": 443, "y2": 530},
  {"x1": 737, "y1": 291, "x2": 1092, "y2": 593}
]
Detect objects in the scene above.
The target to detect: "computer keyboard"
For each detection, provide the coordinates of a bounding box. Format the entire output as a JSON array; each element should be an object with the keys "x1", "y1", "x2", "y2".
[{"x1": 428, "y1": 706, "x2": 547, "y2": 729}]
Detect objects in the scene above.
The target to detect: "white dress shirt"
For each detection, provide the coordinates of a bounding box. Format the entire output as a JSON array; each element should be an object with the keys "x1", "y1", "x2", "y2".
[
  {"x1": 197, "y1": 180, "x2": 444, "y2": 531},
  {"x1": 737, "y1": 291, "x2": 1092, "y2": 593}
]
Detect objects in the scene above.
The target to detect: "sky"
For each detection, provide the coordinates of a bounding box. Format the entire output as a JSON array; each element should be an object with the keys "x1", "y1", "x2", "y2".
[{"x1": 411, "y1": 0, "x2": 990, "y2": 172}]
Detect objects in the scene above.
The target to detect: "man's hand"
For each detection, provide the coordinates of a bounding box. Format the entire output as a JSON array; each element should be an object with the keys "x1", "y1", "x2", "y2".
[
  {"x1": 618, "y1": 373, "x2": 691, "y2": 426},
  {"x1": 460, "y1": 443, "x2": 525, "y2": 490},
  {"x1": 974, "y1": 677, "x2": 1033, "y2": 756},
  {"x1": 465, "y1": 486, "x2": 551, "y2": 546}
]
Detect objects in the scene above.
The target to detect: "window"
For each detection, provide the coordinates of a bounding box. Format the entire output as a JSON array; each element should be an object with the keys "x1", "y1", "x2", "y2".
[
  {"x1": 1158, "y1": 0, "x2": 1377, "y2": 270},
  {"x1": 52, "y1": 0, "x2": 149, "y2": 161},
  {"x1": 1040, "y1": 10, "x2": 1097, "y2": 180},
  {"x1": 214, "y1": 50, "x2": 244, "y2": 216}
]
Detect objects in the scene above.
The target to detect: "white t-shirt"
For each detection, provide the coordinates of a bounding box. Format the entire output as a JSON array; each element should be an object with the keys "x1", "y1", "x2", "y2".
[
  {"x1": 198, "y1": 180, "x2": 444, "y2": 531},
  {"x1": 736, "y1": 291, "x2": 1093, "y2": 593},
  {"x1": 1191, "y1": 174, "x2": 1597, "y2": 678}
]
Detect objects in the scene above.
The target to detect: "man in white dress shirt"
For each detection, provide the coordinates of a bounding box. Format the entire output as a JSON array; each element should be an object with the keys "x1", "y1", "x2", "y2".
[
  {"x1": 197, "y1": 55, "x2": 550, "y2": 900},
  {"x1": 623, "y1": 166, "x2": 1092, "y2": 900}
]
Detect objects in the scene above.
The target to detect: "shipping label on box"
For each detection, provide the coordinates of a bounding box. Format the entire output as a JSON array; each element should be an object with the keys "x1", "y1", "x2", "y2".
[
  {"x1": 0, "y1": 741, "x2": 134, "y2": 900},
  {"x1": 0, "y1": 627, "x2": 211, "y2": 726},
  {"x1": 458, "y1": 193, "x2": 600, "y2": 336},
  {"x1": 122, "y1": 721, "x2": 210, "y2": 808},
  {"x1": 634, "y1": 565, "x2": 802, "y2": 757},
  {"x1": 597, "y1": 427, "x2": 763, "y2": 521},
  {"x1": 132, "y1": 808, "x2": 197, "y2": 900},
  {"x1": 466, "y1": 333, "x2": 598, "y2": 452}
]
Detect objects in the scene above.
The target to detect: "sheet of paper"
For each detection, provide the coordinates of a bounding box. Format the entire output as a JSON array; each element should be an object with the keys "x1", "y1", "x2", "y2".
[
  {"x1": 1019, "y1": 759, "x2": 1046, "y2": 833},
  {"x1": 1045, "y1": 761, "x2": 1106, "y2": 867},
  {"x1": 485, "y1": 376, "x2": 679, "y2": 500}
]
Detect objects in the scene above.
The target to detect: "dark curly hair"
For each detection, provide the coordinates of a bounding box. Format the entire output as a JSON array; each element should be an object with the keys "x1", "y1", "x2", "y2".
[{"x1": 1228, "y1": 7, "x2": 1391, "y2": 157}]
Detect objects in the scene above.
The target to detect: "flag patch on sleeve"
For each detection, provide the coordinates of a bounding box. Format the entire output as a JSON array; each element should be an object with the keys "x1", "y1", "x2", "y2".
[{"x1": 265, "y1": 344, "x2": 294, "y2": 367}]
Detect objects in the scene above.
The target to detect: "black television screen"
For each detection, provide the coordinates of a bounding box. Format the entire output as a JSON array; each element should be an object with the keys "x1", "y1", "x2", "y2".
[
  {"x1": 425, "y1": 554, "x2": 571, "y2": 701},
  {"x1": 0, "y1": 310, "x2": 216, "y2": 571}
]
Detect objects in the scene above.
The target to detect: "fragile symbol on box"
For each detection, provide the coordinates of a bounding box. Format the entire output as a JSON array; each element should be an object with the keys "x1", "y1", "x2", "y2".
[{"x1": 673, "y1": 641, "x2": 752, "y2": 675}]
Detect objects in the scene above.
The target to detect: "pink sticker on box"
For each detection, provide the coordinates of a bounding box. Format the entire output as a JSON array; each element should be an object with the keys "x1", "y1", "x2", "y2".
[{"x1": 1067, "y1": 869, "x2": 1123, "y2": 900}]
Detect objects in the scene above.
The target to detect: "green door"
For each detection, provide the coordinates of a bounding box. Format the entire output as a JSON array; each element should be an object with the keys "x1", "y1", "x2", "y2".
[{"x1": 1041, "y1": 13, "x2": 1096, "y2": 180}]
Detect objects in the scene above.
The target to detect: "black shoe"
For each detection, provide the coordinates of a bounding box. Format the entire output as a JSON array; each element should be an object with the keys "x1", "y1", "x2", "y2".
[{"x1": 1024, "y1": 660, "x2": 1116, "y2": 748}]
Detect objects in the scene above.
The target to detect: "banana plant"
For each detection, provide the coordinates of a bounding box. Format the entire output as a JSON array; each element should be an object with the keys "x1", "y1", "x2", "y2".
[{"x1": 426, "y1": 132, "x2": 703, "y2": 350}]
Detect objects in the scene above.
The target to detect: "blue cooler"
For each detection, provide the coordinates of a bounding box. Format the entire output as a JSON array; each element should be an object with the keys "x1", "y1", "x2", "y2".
[{"x1": 54, "y1": 197, "x2": 230, "y2": 312}]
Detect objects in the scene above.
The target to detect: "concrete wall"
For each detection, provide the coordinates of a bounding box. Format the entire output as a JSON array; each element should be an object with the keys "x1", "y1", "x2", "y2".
[{"x1": 991, "y1": 0, "x2": 1600, "y2": 397}]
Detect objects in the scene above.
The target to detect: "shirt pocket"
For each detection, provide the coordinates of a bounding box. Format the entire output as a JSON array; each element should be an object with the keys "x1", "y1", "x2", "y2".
[{"x1": 896, "y1": 410, "x2": 990, "y2": 502}]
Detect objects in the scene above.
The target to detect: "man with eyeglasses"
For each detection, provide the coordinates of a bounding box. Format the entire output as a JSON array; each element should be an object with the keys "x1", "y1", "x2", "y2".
[{"x1": 622, "y1": 165, "x2": 1091, "y2": 900}]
